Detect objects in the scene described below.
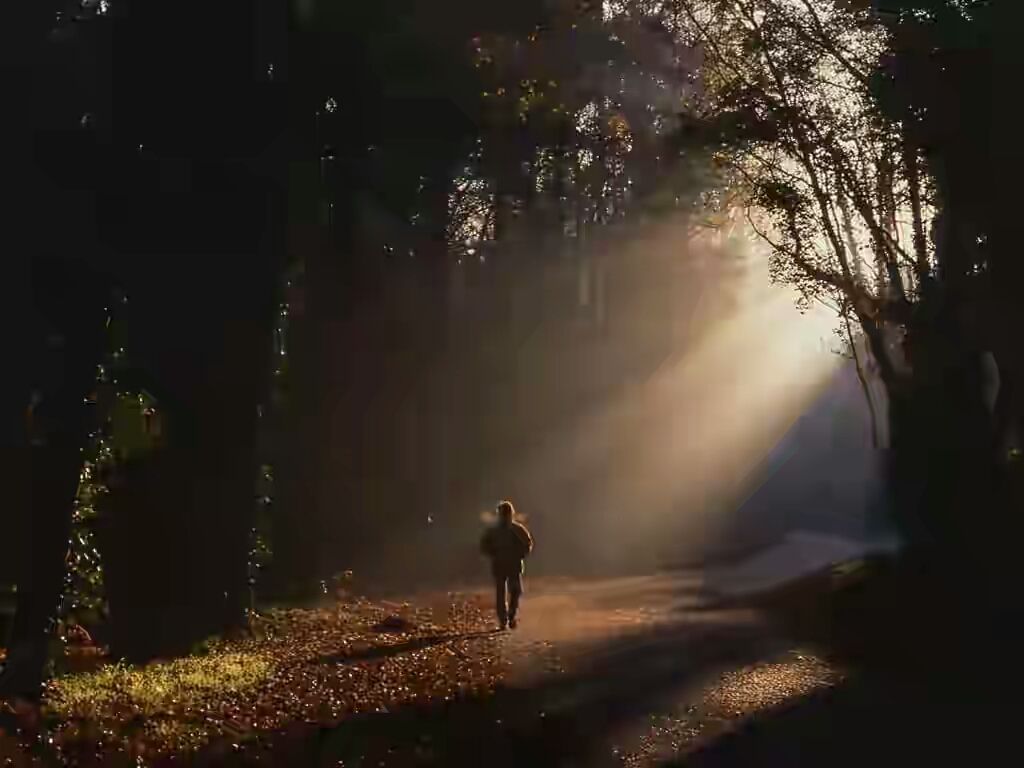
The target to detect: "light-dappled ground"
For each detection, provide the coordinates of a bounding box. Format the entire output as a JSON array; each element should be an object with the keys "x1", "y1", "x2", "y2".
[{"x1": 1, "y1": 573, "x2": 841, "y2": 767}]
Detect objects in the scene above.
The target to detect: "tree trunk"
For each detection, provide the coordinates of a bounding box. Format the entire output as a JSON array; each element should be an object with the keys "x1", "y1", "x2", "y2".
[
  {"x1": 2, "y1": 3, "x2": 111, "y2": 695},
  {"x1": 1, "y1": 259, "x2": 107, "y2": 697},
  {"x1": 902, "y1": 139, "x2": 930, "y2": 280}
]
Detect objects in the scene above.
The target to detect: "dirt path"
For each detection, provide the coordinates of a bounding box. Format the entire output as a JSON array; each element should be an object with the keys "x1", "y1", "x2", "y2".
[{"x1": 309, "y1": 572, "x2": 844, "y2": 768}]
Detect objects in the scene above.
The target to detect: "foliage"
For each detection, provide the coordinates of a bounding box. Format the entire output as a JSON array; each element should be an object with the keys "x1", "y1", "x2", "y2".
[
  {"x1": 247, "y1": 463, "x2": 276, "y2": 616},
  {"x1": 60, "y1": 298, "x2": 161, "y2": 639},
  {"x1": 63, "y1": 436, "x2": 110, "y2": 630},
  {"x1": 245, "y1": 264, "x2": 303, "y2": 607},
  {"x1": 447, "y1": 141, "x2": 497, "y2": 258},
  {"x1": 671, "y1": 0, "x2": 941, "y2": 387},
  {"x1": 445, "y1": 0, "x2": 704, "y2": 256}
]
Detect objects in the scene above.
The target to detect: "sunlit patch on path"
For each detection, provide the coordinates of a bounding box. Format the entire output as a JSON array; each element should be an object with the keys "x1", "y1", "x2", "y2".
[
  {"x1": 617, "y1": 651, "x2": 843, "y2": 767},
  {"x1": 703, "y1": 653, "x2": 840, "y2": 715}
]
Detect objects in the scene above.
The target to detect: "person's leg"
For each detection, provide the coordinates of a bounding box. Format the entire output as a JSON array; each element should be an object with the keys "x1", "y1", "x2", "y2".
[
  {"x1": 494, "y1": 574, "x2": 508, "y2": 628},
  {"x1": 507, "y1": 572, "x2": 523, "y2": 627}
]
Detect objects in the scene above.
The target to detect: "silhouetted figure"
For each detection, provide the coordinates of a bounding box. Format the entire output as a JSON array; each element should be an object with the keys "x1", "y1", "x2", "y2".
[{"x1": 480, "y1": 500, "x2": 534, "y2": 629}]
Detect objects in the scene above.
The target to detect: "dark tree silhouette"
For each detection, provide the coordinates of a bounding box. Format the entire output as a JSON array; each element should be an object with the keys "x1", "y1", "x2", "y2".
[{"x1": 2, "y1": 0, "x2": 287, "y2": 695}]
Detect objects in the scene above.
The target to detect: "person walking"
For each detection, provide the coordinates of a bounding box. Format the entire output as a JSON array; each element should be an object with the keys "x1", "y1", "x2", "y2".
[{"x1": 480, "y1": 500, "x2": 534, "y2": 629}]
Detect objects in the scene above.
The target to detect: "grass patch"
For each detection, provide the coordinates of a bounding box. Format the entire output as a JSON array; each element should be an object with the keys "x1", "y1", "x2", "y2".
[{"x1": 49, "y1": 651, "x2": 272, "y2": 719}]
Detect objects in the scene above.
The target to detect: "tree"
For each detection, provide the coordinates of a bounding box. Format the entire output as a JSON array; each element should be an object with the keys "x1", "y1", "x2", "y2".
[
  {"x1": 673, "y1": 1, "x2": 921, "y2": 372},
  {"x1": 271, "y1": 0, "x2": 581, "y2": 587},
  {"x1": 452, "y1": 0, "x2": 705, "y2": 259},
  {"x1": 3, "y1": 0, "x2": 288, "y2": 697},
  {"x1": 668, "y1": 0, "x2": 1009, "y2": 568}
]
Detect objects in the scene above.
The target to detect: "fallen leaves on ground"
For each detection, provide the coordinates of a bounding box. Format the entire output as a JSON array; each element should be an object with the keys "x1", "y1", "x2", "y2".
[
  {"x1": 702, "y1": 651, "x2": 840, "y2": 716},
  {"x1": 619, "y1": 651, "x2": 842, "y2": 768},
  {"x1": 2, "y1": 593, "x2": 507, "y2": 766}
]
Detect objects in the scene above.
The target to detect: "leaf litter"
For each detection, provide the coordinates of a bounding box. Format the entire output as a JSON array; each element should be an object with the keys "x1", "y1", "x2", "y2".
[{"x1": 2, "y1": 592, "x2": 511, "y2": 765}]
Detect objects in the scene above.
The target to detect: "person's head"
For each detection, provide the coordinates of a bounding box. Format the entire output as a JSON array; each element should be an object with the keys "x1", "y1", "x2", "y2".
[{"x1": 496, "y1": 500, "x2": 515, "y2": 525}]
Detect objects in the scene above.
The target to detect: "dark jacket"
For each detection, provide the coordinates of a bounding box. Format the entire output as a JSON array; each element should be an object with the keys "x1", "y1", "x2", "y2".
[{"x1": 481, "y1": 521, "x2": 534, "y2": 574}]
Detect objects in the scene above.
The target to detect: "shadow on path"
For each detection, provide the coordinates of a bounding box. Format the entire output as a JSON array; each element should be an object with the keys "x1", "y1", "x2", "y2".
[
  {"x1": 675, "y1": 669, "x2": 1002, "y2": 768},
  {"x1": 670, "y1": 556, "x2": 1012, "y2": 767}
]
